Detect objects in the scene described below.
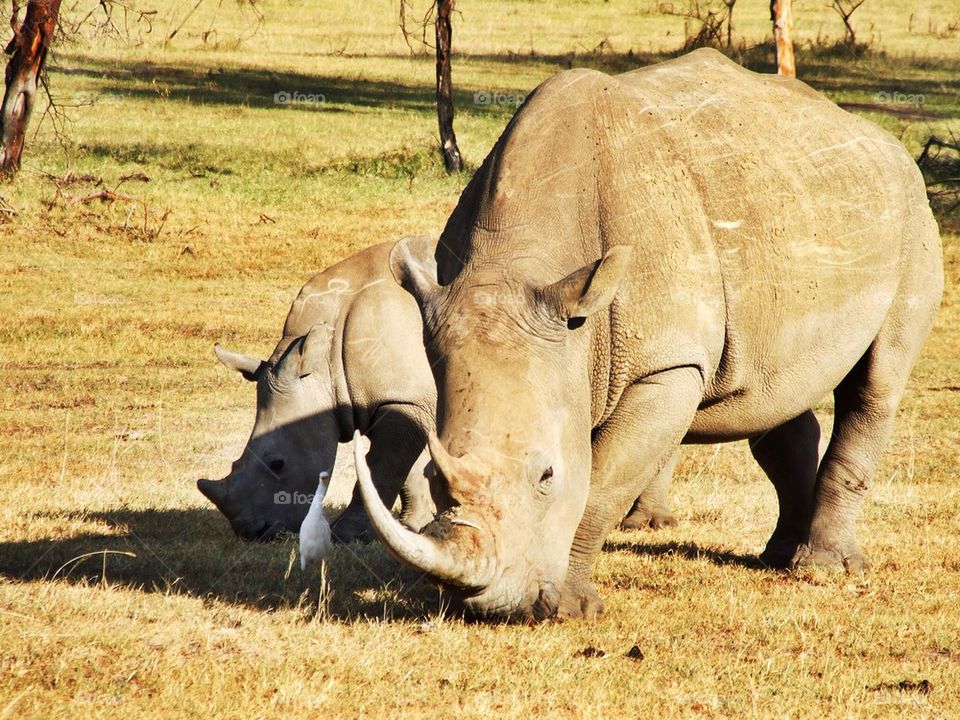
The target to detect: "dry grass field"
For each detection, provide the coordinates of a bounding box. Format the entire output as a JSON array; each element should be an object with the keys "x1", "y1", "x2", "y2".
[{"x1": 1, "y1": 1, "x2": 958, "y2": 717}]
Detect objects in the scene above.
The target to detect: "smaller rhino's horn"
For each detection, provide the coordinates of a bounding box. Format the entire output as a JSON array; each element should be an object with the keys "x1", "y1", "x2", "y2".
[{"x1": 197, "y1": 478, "x2": 228, "y2": 508}]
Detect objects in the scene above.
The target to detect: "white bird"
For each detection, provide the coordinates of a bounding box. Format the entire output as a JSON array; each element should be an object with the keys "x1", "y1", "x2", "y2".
[{"x1": 299, "y1": 471, "x2": 332, "y2": 572}]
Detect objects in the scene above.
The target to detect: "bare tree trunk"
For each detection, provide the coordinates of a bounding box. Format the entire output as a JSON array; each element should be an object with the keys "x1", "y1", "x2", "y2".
[
  {"x1": 435, "y1": 0, "x2": 461, "y2": 173},
  {"x1": 1, "y1": 0, "x2": 60, "y2": 176},
  {"x1": 770, "y1": 0, "x2": 796, "y2": 78}
]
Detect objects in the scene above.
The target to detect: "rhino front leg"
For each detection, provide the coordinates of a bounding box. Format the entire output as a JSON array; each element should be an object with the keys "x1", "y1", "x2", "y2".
[
  {"x1": 749, "y1": 410, "x2": 820, "y2": 568},
  {"x1": 331, "y1": 406, "x2": 428, "y2": 543},
  {"x1": 619, "y1": 447, "x2": 680, "y2": 531},
  {"x1": 558, "y1": 367, "x2": 703, "y2": 620}
]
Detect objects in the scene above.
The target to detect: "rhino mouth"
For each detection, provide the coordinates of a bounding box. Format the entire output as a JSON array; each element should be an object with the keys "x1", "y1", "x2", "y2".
[
  {"x1": 198, "y1": 478, "x2": 292, "y2": 543},
  {"x1": 233, "y1": 519, "x2": 289, "y2": 543},
  {"x1": 455, "y1": 579, "x2": 560, "y2": 623}
]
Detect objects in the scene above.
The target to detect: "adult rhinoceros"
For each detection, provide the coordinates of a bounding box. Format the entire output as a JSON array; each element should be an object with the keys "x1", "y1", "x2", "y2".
[
  {"x1": 354, "y1": 49, "x2": 944, "y2": 621},
  {"x1": 197, "y1": 242, "x2": 438, "y2": 542}
]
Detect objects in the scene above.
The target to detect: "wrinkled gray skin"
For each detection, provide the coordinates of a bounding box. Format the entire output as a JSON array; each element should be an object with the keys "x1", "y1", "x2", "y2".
[
  {"x1": 197, "y1": 242, "x2": 438, "y2": 542},
  {"x1": 357, "y1": 49, "x2": 944, "y2": 621}
]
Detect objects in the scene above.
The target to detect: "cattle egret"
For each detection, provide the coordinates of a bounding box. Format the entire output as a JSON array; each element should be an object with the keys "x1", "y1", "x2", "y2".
[{"x1": 299, "y1": 471, "x2": 332, "y2": 572}]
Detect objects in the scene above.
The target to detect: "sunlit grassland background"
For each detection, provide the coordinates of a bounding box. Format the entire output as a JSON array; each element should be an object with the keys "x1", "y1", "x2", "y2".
[{"x1": 0, "y1": 0, "x2": 958, "y2": 717}]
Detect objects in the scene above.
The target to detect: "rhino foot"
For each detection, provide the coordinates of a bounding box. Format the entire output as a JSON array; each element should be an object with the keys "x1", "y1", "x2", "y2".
[
  {"x1": 556, "y1": 582, "x2": 605, "y2": 621},
  {"x1": 330, "y1": 511, "x2": 374, "y2": 544},
  {"x1": 790, "y1": 542, "x2": 870, "y2": 574},
  {"x1": 620, "y1": 506, "x2": 678, "y2": 531},
  {"x1": 759, "y1": 533, "x2": 805, "y2": 569}
]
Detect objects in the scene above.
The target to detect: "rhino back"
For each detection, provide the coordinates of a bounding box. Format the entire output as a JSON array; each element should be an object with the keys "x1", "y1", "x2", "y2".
[
  {"x1": 438, "y1": 49, "x2": 939, "y2": 435},
  {"x1": 270, "y1": 243, "x2": 397, "y2": 365},
  {"x1": 605, "y1": 50, "x2": 937, "y2": 435}
]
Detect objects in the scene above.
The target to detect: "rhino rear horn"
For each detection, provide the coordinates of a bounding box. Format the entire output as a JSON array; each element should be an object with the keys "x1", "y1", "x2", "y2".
[
  {"x1": 425, "y1": 431, "x2": 487, "y2": 501},
  {"x1": 214, "y1": 344, "x2": 266, "y2": 382}
]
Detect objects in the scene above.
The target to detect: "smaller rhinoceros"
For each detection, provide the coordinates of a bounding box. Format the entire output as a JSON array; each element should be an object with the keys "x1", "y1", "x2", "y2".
[{"x1": 197, "y1": 241, "x2": 438, "y2": 542}]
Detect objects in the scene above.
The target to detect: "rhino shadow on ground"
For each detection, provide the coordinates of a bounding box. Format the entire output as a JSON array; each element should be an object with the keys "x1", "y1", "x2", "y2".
[
  {"x1": 0, "y1": 507, "x2": 442, "y2": 620},
  {"x1": 603, "y1": 539, "x2": 767, "y2": 570}
]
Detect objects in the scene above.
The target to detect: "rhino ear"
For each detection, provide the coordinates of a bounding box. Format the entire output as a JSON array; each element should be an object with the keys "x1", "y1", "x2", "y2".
[
  {"x1": 389, "y1": 235, "x2": 439, "y2": 303},
  {"x1": 296, "y1": 324, "x2": 330, "y2": 378},
  {"x1": 542, "y1": 245, "x2": 633, "y2": 323},
  {"x1": 214, "y1": 344, "x2": 266, "y2": 382},
  {"x1": 276, "y1": 324, "x2": 330, "y2": 381}
]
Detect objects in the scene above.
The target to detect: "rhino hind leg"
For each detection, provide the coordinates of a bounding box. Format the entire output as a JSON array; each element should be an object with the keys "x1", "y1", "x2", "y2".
[
  {"x1": 619, "y1": 447, "x2": 680, "y2": 531},
  {"x1": 791, "y1": 244, "x2": 941, "y2": 573},
  {"x1": 750, "y1": 410, "x2": 820, "y2": 568},
  {"x1": 791, "y1": 343, "x2": 908, "y2": 573}
]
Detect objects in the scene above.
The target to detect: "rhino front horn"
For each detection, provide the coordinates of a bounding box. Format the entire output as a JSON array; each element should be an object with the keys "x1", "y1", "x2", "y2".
[
  {"x1": 353, "y1": 431, "x2": 489, "y2": 590},
  {"x1": 197, "y1": 478, "x2": 228, "y2": 509}
]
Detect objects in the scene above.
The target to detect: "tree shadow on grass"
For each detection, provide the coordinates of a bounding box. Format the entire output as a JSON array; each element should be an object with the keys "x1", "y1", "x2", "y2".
[
  {"x1": 54, "y1": 48, "x2": 960, "y2": 119},
  {"x1": 604, "y1": 539, "x2": 768, "y2": 570},
  {"x1": 48, "y1": 48, "x2": 959, "y2": 185},
  {"x1": 55, "y1": 56, "x2": 437, "y2": 113},
  {"x1": 0, "y1": 507, "x2": 441, "y2": 621}
]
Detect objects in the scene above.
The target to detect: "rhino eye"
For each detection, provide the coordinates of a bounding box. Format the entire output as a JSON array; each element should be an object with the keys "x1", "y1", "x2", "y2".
[
  {"x1": 268, "y1": 459, "x2": 286, "y2": 474},
  {"x1": 538, "y1": 466, "x2": 554, "y2": 492}
]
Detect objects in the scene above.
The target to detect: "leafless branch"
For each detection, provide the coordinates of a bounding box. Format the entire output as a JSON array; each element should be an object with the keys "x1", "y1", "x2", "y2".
[
  {"x1": 917, "y1": 134, "x2": 960, "y2": 166},
  {"x1": 32, "y1": 70, "x2": 73, "y2": 149},
  {"x1": 68, "y1": 188, "x2": 133, "y2": 204},
  {"x1": 399, "y1": 0, "x2": 434, "y2": 54},
  {"x1": 830, "y1": 0, "x2": 868, "y2": 49},
  {"x1": 166, "y1": 0, "x2": 261, "y2": 45},
  {"x1": 0, "y1": 193, "x2": 17, "y2": 222},
  {"x1": 658, "y1": 0, "x2": 737, "y2": 51},
  {"x1": 59, "y1": 0, "x2": 156, "y2": 43}
]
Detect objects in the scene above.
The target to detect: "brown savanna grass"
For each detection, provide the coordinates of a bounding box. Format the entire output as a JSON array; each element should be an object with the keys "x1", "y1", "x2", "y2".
[{"x1": 1, "y1": 1, "x2": 958, "y2": 717}]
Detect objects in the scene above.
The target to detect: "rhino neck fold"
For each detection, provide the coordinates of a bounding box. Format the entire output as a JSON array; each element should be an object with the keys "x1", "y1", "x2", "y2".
[{"x1": 330, "y1": 295, "x2": 356, "y2": 443}]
